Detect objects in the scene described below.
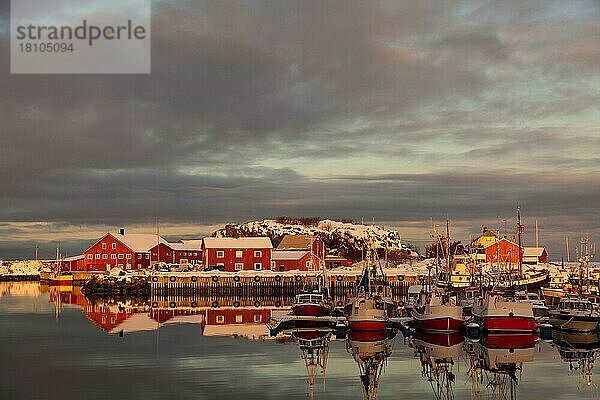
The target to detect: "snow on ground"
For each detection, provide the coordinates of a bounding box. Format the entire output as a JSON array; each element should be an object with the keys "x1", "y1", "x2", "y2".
[{"x1": 0, "y1": 260, "x2": 46, "y2": 276}]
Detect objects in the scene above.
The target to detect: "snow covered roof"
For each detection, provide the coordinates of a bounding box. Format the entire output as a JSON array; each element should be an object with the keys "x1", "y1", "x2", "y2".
[
  {"x1": 169, "y1": 240, "x2": 203, "y2": 251},
  {"x1": 111, "y1": 233, "x2": 168, "y2": 253},
  {"x1": 523, "y1": 247, "x2": 546, "y2": 257},
  {"x1": 276, "y1": 235, "x2": 317, "y2": 250},
  {"x1": 272, "y1": 250, "x2": 309, "y2": 260},
  {"x1": 203, "y1": 237, "x2": 273, "y2": 249},
  {"x1": 63, "y1": 255, "x2": 84, "y2": 262}
]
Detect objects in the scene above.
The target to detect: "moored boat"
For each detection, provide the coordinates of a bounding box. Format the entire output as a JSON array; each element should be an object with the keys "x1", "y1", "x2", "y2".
[
  {"x1": 411, "y1": 287, "x2": 464, "y2": 332},
  {"x1": 471, "y1": 291, "x2": 538, "y2": 333},
  {"x1": 549, "y1": 297, "x2": 599, "y2": 332}
]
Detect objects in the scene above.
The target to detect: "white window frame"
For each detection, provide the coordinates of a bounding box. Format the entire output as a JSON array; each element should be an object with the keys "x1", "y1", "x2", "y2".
[
  {"x1": 254, "y1": 250, "x2": 262, "y2": 257},
  {"x1": 236, "y1": 250, "x2": 243, "y2": 258},
  {"x1": 216, "y1": 315, "x2": 225, "y2": 324},
  {"x1": 235, "y1": 314, "x2": 243, "y2": 323},
  {"x1": 111, "y1": 254, "x2": 116, "y2": 259},
  {"x1": 111, "y1": 243, "x2": 116, "y2": 249},
  {"x1": 254, "y1": 262, "x2": 262, "y2": 270},
  {"x1": 235, "y1": 263, "x2": 244, "y2": 271},
  {"x1": 118, "y1": 254, "x2": 124, "y2": 259},
  {"x1": 102, "y1": 243, "x2": 107, "y2": 249},
  {"x1": 95, "y1": 254, "x2": 100, "y2": 259},
  {"x1": 87, "y1": 254, "x2": 93, "y2": 260},
  {"x1": 102, "y1": 254, "x2": 108, "y2": 259},
  {"x1": 126, "y1": 254, "x2": 132, "y2": 259},
  {"x1": 253, "y1": 314, "x2": 262, "y2": 323},
  {"x1": 216, "y1": 250, "x2": 225, "y2": 258}
]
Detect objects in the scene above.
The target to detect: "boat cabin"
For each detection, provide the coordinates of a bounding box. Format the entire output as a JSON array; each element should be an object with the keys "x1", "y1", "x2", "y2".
[{"x1": 557, "y1": 298, "x2": 594, "y2": 312}]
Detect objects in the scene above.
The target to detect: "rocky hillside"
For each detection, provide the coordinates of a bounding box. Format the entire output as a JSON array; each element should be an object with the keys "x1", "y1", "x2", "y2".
[{"x1": 212, "y1": 218, "x2": 420, "y2": 261}]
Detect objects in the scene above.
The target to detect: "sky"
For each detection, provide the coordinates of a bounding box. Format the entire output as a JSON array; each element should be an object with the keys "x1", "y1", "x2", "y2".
[{"x1": 0, "y1": 0, "x2": 599, "y2": 260}]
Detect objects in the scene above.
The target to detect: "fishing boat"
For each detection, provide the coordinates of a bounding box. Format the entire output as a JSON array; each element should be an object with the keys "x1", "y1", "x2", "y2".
[
  {"x1": 48, "y1": 248, "x2": 73, "y2": 287},
  {"x1": 552, "y1": 330, "x2": 600, "y2": 387},
  {"x1": 471, "y1": 290, "x2": 538, "y2": 333},
  {"x1": 345, "y1": 247, "x2": 395, "y2": 332},
  {"x1": 514, "y1": 291, "x2": 550, "y2": 324},
  {"x1": 291, "y1": 272, "x2": 333, "y2": 317},
  {"x1": 549, "y1": 297, "x2": 599, "y2": 332},
  {"x1": 411, "y1": 287, "x2": 464, "y2": 332}
]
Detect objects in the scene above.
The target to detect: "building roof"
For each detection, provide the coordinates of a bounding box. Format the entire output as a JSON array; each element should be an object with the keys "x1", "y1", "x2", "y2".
[
  {"x1": 276, "y1": 235, "x2": 318, "y2": 250},
  {"x1": 523, "y1": 247, "x2": 546, "y2": 257},
  {"x1": 203, "y1": 237, "x2": 273, "y2": 249},
  {"x1": 63, "y1": 255, "x2": 84, "y2": 262},
  {"x1": 111, "y1": 233, "x2": 168, "y2": 253},
  {"x1": 272, "y1": 250, "x2": 310, "y2": 261},
  {"x1": 169, "y1": 240, "x2": 203, "y2": 251},
  {"x1": 483, "y1": 237, "x2": 519, "y2": 249}
]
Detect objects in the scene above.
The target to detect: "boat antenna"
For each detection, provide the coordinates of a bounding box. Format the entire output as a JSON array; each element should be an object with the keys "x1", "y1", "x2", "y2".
[{"x1": 517, "y1": 206, "x2": 523, "y2": 278}]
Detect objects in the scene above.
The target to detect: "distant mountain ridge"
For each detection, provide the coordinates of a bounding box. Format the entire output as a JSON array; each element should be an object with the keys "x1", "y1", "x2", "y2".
[{"x1": 212, "y1": 218, "x2": 420, "y2": 261}]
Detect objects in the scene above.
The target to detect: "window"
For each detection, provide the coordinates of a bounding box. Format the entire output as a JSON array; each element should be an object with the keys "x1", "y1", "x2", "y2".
[
  {"x1": 236, "y1": 250, "x2": 243, "y2": 258},
  {"x1": 306, "y1": 261, "x2": 310, "y2": 268},
  {"x1": 126, "y1": 263, "x2": 131, "y2": 270},
  {"x1": 235, "y1": 314, "x2": 243, "y2": 323},
  {"x1": 126, "y1": 254, "x2": 132, "y2": 259},
  {"x1": 216, "y1": 250, "x2": 225, "y2": 258},
  {"x1": 102, "y1": 243, "x2": 107, "y2": 249},
  {"x1": 87, "y1": 254, "x2": 93, "y2": 260},
  {"x1": 254, "y1": 250, "x2": 262, "y2": 257},
  {"x1": 118, "y1": 264, "x2": 123, "y2": 268},
  {"x1": 102, "y1": 254, "x2": 108, "y2": 259},
  {"x1": 95, "y1": 254, "x2": 100, "y2": 259},
  {"x1": 216, "y1": 315, "x2": 225, "y2": 324},
  {"x1": 253, "y1": 314, "x2": 262, "y2": 323},
  {"x1": 254, "y1": 262, "x2": 262, "y2": 270},
  {"x1": 235, "y1": 263, "x2": 244, "y2": 271},
  {"x1": 112, "y1": 243, "x2": 116, "y2": 249},
  {"x1": 217, "y1": 262, "x2": 225, "y2": 267},
  {"x1": 111, "y1": 254, "x2": 116, "y2": 259},
  {"x1": 193, "y1": 252, "x2": 198, "y2": 256},
  {"x1": 138, "y1": 254, "x2": 142, "y2": 259},
  {"x1": 145, "y1": 254, "x2": 149, "y2": 259},
  {"x1": 118, "y1": 254, "x2": 124, "y2": 259}
]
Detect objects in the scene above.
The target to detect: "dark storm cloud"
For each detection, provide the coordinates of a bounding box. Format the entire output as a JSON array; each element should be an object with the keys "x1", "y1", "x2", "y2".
[{"x1": 0, "y1": 0, "x2": 598, "y2": 258}]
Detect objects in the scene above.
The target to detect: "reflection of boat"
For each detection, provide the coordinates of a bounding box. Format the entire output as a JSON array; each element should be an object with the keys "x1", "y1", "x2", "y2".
[
  {"x1": 465, "y1": 334, "x2": 536, "y2": 400},
  {"x1": 291, "y1": 329, "x2": 331, "y2": 399},
  {"x1": 346, "y1": 329, "x2": 397, "y2": 400},
  {"x1": 549, "y1": 297, "x2": 599, "y2": 332},
  {"x1": 552, "y1": 330, "x2": 600, "y2": 388},
  {"x1": 411, "y1": 331, "x2": 464, "y2": 400},
  {"x1": 411, "y1": 287, "x2": 463, "y2": 332},
  {"x1": 471, "y1": 291, "x2": 537, "y2": 333},
  {"x1": 346, "y1": 247, "x2": 395, "y2": 332}
]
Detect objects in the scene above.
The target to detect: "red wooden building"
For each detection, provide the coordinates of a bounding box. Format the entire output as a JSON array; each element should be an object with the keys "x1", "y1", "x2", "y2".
[
  {"x1": 148, "y1": 240, "x2": 203, "y2": 265},
  {"x1": 202, "y1": 237, "x2": 272, "y2": 272},
  {"x1": 272, "y1": 250, "x2": 312, "y2": 271},
  {"x1": 484, "y1": 238, "x2": 522, "y2": 265},
  {"x1": 81, "y1": 230, "x2": 168, "y2": 272}
]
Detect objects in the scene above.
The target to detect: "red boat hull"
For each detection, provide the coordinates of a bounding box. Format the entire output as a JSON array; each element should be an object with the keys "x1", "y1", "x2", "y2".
[
  {"x1": 484, "y1": 333, "x2": 538, "y2": 349},
  {"x1": 478, "y1": 316, "x2": 537, "y2": 333},
  {"x1": 49, "y1": 279, "x2": 73, "y2": 286},
  {"x1": 413, "y1": 317, "x2": 464, "y2": 333},
  {"x1": 292, "y1": 304, "x2": 331, "y2": 317},
  {"x1": 348, "y1": 320, "x2": 387, "y2": 331}
]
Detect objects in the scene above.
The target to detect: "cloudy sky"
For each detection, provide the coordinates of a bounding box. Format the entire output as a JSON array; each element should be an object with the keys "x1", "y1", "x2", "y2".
[{"x1": 0, "y1": 0, "x2": 599, "y2": 259}]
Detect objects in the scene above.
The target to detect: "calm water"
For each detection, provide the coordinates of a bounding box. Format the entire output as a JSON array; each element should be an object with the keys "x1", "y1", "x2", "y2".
[{"x1": 1, "y1": 282, "x2": 599, "y2": 400}]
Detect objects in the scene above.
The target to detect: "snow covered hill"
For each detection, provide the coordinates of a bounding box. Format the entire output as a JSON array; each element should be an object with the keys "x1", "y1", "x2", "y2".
[{"x1": 212, "y1": 218, "x2": 420, "y2": 260}]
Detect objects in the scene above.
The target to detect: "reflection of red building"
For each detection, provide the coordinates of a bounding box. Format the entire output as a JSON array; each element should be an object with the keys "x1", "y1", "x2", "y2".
[
  {"x1": 81, "y1": 230, "x2": 168, "y2": 271},
  {"x1": 484, "y1": 238, "x2": 522, "y2": 264},
  {"x1": 205, "y1": 308, "x2": 272, "y2": 325},
  {"x1": 202, "y1": 237, "x2": 272, "y2": 272}
]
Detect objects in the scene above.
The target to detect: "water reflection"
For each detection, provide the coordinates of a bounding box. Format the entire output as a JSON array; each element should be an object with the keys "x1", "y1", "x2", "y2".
[
  {"x1": 410, "y1": 331, "x2": 464, "y2": 400},
  {"x1": 291, "y1": 329, "x2": 331, "y2": 399},
  {"x1": 552, "y1": 331, "x2": 600, "y2": 389},
  {"x1": 464, "y1": 334, "x2": 536, "y2": 400},
  {"x1": 346, "y1": 329, "x2": 397, "y2": 400}
]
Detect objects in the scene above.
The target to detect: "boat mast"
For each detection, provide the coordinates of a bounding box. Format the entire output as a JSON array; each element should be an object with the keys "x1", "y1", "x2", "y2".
[{"x1": 517, "y1": 207, "x2": 523, "y2": 278}]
